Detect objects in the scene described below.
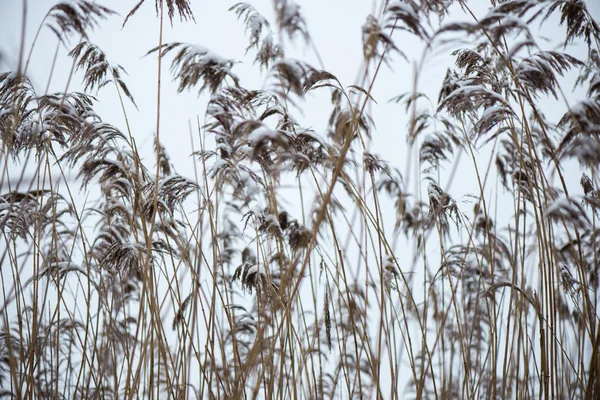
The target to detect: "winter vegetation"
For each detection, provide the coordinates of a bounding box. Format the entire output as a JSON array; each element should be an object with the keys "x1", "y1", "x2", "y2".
[{"x1": 1, "y1": 0, "x2": 600, "y2": 398}]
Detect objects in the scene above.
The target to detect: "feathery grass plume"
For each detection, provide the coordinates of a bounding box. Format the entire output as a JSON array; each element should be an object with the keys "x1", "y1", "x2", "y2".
[
  {"x1": 376, "y1": 167, "x2": 425, "y2": 236},
  {"x1": 437, "y1": 68, "x2": 509, "y2": 119},
  {"x1": 78, "y1": 154, "x2": 134, "y2": 190},
  {"x1": 302, "y1": 69, "x2": 340, "y2": 94},
  {"x1": 581, "y1": 173, "x2": 600, "y2": 214},
  {"x1": 123, "y1": 0, "x2": 194, "y2": 26},
  {"x1": 69, "y1": 41, "x2": 137, "y2": 108},
  {"x1": 230, "y1": 3, "x2": 283, "y2": 71},
  {"x1": 172, "y1": 294, "x2": 192, "y2": 330},
  {"x1": 233, "y1": 261, "x2": 279, "y2": 304},
  {"x1": 363, "y1": 15, "x2": 401, "y2": 65},
  {"x1": 324, "y1": 280, "x2": 332, "y2": 351},
  {"x1": 427, "y1": 181, "x2": 460, "y2": 233},
  {"x1": 0, "y1": 329, "x2": 22, "y2": 388},
  {"x1": 419, "y1": 128, "x2": 462, "y2": 174},
  {"x1": 203, "y1": 86, "x2": 257, "y2": 158},
  {"x1": 495, "y1": 134, "x2": 542, "y2": 202},
  {"x1": 284, "y1": 129, "x2": 327, "y2": 174},
  {"x1": 46, "y1": 0, "x2": 116, "y2": 43},
  {"x1": 363, "y1": 151, "x2": 387, "y2": 174},
  {"x1": 100, "y1": 240, "x2": 145, "y2": 276},
  {"x1": 242, "y1": 207, "x2": 283, "y2": 238},
  {"x1": 546, "y1": 196, "x2": 591, "y2": 230},
  {"x1": 385, "y1": 0, "x2": 431, "y2": 41},
  {"x1": 517, "y1": 51, "x2": 583, "y2": 99},
  {"x1": 560, "y1": 264, "x2": 580, "y2": 297},
  {"x1": 287, "y1": 219, "x2": 312, "y2": 251},
  {"x1": 0, "y1": 72, "x2": 36, "y2": 151},
  {"x1": 233, "y1": 119, "x2": 289, "y2": 169},
  {"x1": 0, "y1": 190, "x2": 53, "y2": 240},
  {"x1": 0, "y1": 73, "x2": 100, "y2": 157},
  {"x1": 575, "y1": 48, "x2": 600, "y2": 97},
  {"x1": 273, "y1": 0, "x2": 309, "y2": 43},
  {"x1": 59, "y1": 114, "x2": 129, "y2": 166},
  {"x1": 154, "y1": 138, "x2": 172, "y2": 176},
  {"x1": 141, "y1": 175, "x2": 197, "y2": 220},
  {"x1": 328, "y1": 98, "x2": 372, "y2": 145},
  {"x1": 147, "y1": 42, "x2": 239, "y2": 96},
  {"x1": 546, "y1": 0, "x2": 600, "y2": 49},
  {"x1": 383, "y1": 255, "x2": 400, "y2": 294},
  {"x1": 391, "y1": 91, "x2": 433, "y2": 146},
  {"x1": 557, "y1": 99, "x2": 600, "y2": 166},
  {"x1": 230, "y1": 3, "x2": 270, "y2": 51},
  {"x1": 267, "y1": 58, "x2": 312, "y2": 99}
]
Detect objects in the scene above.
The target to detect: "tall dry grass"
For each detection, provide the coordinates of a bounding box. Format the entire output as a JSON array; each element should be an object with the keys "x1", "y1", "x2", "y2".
[{"x1": 1, "y1": 0, "x2": 599, "y2": 398}]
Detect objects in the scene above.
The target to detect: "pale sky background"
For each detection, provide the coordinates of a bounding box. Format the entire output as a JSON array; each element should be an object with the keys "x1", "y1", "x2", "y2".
[
  {"x1": 1, "y1": 0, "x2": 598, "y2": 196},
  {"x1": 1, "y1": 0, "x2": 600, "y2": 397},
  {"x1": 0, "y1": 1, "x2": 505, "y2": 178}
]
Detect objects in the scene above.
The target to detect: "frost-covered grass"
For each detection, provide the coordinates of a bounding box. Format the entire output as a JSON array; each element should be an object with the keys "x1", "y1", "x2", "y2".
[{"x1": 1, "y1": 0, "x2": 600, "y2": 399}]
